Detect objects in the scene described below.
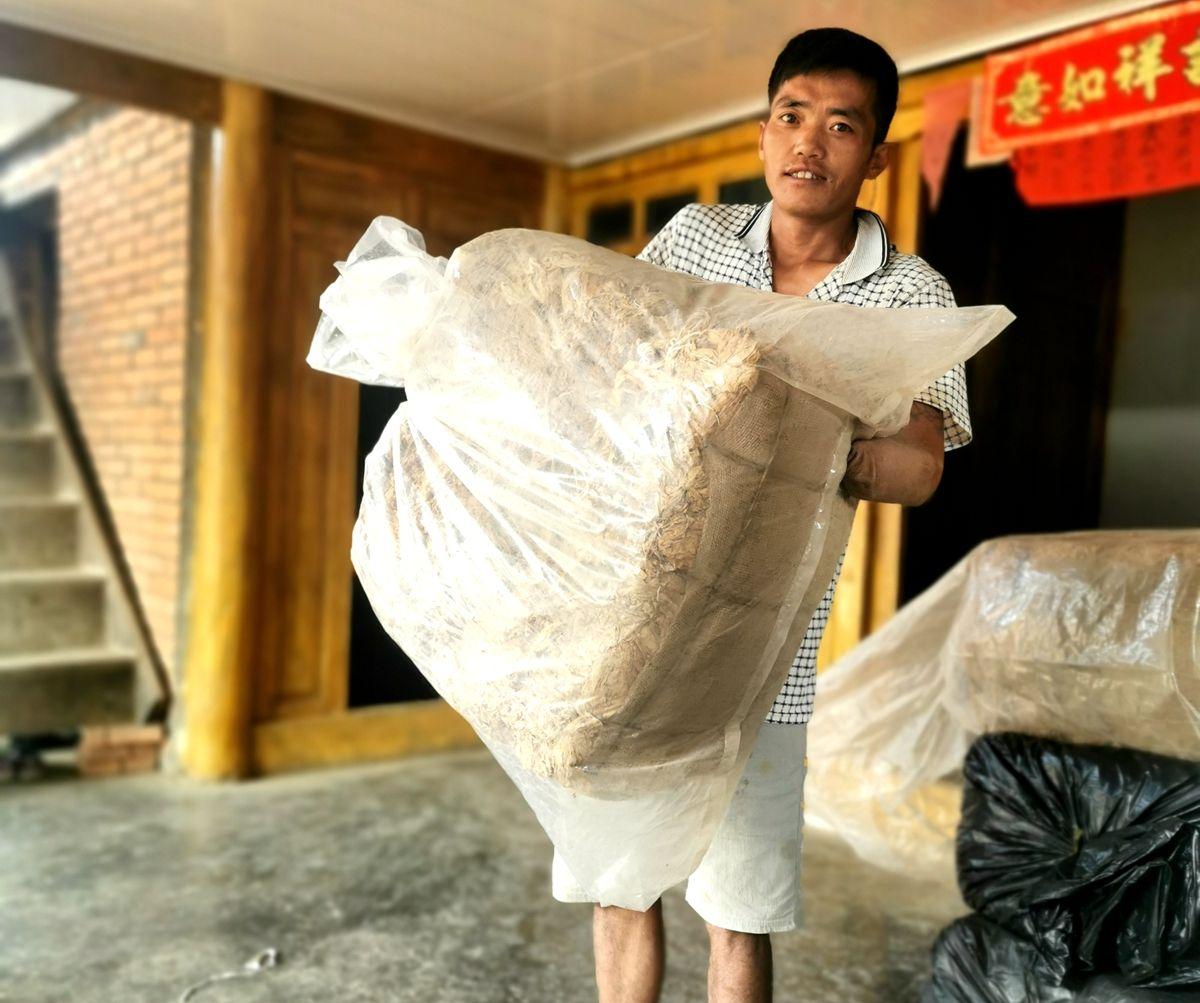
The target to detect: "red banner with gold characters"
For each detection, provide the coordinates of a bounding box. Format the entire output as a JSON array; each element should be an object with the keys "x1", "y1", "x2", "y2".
[{"x1": 981, "y1": 0, "x2": 1200, "y2": 153}]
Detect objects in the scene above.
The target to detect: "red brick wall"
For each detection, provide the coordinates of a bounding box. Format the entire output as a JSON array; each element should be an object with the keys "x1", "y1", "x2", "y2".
[{"x1": 0, "y1": 103, "x2": 192, "y2": 676}]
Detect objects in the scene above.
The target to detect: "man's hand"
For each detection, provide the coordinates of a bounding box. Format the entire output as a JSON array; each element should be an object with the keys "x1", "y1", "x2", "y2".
[{"x1": 841, "y1": 402, "x2": 945, "y2": 506}]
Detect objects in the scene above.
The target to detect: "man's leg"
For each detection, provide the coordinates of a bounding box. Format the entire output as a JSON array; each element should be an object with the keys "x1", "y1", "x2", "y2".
[
  {"x1": 706, "y1": 924, "x2": 772, "y2": 1003},
  {"x1": 684, "y1": 721, "x2": 809, "y2": 1002},
  {"x1": 592, "y1": 899, "x2": 665, "y2": 1003}
]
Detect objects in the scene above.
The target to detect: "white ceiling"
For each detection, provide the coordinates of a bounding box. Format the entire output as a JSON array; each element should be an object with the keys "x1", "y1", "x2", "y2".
[
  {"x1": 0, "y1": 78, "x2": 76, "y2": 151},
  {"x1": 0, "y1": 0, "x2": 1167, "y2": 165}
]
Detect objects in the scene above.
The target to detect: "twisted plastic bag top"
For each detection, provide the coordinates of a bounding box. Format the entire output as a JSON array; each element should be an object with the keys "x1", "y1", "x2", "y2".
[
  {"x1": 309, "y1": 218, "x2": 447, "y2": 388},
  {"x1": 806, "y1": 529, "x2": 1200, "y2": 877},
  {"x1": 308, "y1": 216, "x2": 1015, "y2": 908}
]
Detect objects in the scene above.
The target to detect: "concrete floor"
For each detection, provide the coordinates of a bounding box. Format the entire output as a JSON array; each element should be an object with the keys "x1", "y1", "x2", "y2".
[{"x1": 0, "y1": 747, "x2": 969, "y2": 1003}]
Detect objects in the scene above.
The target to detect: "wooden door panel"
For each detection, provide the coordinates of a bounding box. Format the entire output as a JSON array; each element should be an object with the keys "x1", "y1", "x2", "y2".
[
  {"x1": 419, "y1": 185, "x2": 539, "y2": 257},
  {"x1": 257, "y1": 228, "x2": 360, "y2": 719},
  {"x1": 255, "y1": 150, "x2": 423, "y2": 722},
  {"x1": 254, "y1": 150, "x2": 540, "y2": 723}
]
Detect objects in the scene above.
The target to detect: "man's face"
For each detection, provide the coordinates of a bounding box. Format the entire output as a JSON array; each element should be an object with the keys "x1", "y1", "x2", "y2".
[{"x1": 758, "y1": 70, "x2": 889, "y2": 224}]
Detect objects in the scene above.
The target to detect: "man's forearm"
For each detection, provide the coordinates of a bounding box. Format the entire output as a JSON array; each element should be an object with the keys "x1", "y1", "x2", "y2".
[{"x1": 841, "y1": 404, "x2": 945, "y2": 506}]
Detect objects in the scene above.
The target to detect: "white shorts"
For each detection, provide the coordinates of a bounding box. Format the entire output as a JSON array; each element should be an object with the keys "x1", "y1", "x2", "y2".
[{"x1": 550, "y1": 721, "x2": 809, "y2": 934}]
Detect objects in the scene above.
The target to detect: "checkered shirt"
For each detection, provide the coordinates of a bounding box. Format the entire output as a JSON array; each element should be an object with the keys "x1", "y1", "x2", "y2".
[{"x1": 636, "y1": 201, "x2": 971, "y2": 725}]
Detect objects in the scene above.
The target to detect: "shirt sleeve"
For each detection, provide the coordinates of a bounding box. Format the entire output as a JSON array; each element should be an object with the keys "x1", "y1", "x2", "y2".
[
  {"x1": 635, "y1": 210, "x2": 683, "y2": 267},
  {"x1": 893, "y1": 274, "x2": 973, "y2": 451}
]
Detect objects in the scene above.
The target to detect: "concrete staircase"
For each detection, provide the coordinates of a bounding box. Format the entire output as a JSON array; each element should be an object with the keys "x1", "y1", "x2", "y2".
[{"x1": 0, "y1": 267, "x2": 167, "y2": 737}]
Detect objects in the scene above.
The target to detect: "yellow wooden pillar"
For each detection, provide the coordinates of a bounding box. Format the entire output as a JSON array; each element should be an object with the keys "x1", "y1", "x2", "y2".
[{"x1": 181, "y1": 81, "x2": 273, "y2": 778}]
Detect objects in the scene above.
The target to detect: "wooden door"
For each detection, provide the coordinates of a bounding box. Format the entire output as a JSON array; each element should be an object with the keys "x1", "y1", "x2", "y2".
[
  {"x1": 253, "y1": 150, "x2": 415, "y2": 723},
  {"x1": 254, "y1": 224, "x2": 363, "y2": 721},
  {"x1": 254, "y1": 146, "x2": 542, "y2": 726}
]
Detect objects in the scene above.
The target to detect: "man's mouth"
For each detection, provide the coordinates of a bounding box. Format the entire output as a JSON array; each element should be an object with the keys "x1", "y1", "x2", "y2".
[{"x1": 784, "y1": 169, "x2": 827, "y2": 182}]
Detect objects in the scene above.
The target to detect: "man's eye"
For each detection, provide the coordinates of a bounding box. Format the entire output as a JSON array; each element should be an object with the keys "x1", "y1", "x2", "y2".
[
  {"x1": 780, "y1": 112, "x2": 797, "y2": 123},
  {"x1": 833, "y1": 122, "x2": 852, "y2": 133}
]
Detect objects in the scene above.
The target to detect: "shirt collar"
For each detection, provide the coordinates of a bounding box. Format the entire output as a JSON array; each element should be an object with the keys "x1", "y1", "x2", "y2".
[{"x1": 735, "y1": 200, "x2": 892, "y2": 285}]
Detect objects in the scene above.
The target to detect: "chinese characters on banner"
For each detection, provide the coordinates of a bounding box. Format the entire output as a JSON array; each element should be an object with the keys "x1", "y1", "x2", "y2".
[
  {"x1": 983, "y1": 0, "x2": 1200, "y2": 153},
  {"x1": 1012, "y1": 112, "x2": 1200, "y2": 204}
]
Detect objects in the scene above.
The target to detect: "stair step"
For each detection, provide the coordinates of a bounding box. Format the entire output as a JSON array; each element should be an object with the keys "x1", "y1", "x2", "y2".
[
  {"x1": 0, "y1": 426, "x2": 54, "y2": 496},
  {"x1": 0, "y1": 320, "x2": 15, "y2": 367},
  {"x1": 0, "y1": 646, "x2": 136, "y2": 733},
  {"x1": 0, "y1": 490, "x2": 77, "y2": 504},
  {"x1": 0, "y1": 498, "x2": 78, "y2": 569},
  {"x1": 0, "y1": 369, "x2": 37, "y2": 429},
  {"x1": 0, "y1": 424, "x2": 53, "y2": 439},
  {"x1": 0, "y1": 567, "x2": 107, "y2": 655}
]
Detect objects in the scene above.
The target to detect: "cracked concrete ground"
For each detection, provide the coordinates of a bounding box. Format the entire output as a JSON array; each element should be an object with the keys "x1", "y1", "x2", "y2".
[{"x1": 0, "y1": 746, "x2": 969, "y2": 1002}]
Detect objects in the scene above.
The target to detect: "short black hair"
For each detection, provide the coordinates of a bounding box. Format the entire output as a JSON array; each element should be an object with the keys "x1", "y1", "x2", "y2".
[{"x1": 767, "y1": 28, "x2": 899, "y2": 148}]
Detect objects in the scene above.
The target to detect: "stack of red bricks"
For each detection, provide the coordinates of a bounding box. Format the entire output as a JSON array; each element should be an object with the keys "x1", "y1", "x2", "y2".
[{"x1": 78, "y1": 724, "x2": 164, "y2": 777}]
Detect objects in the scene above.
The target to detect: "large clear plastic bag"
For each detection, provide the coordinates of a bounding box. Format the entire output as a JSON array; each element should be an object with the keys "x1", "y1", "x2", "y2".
[
  {"x1": 307, "y1": 216, "x2": 1014, "y2": 909},
  {"x1": 806, "y1": 530, "x2": 1200, "y2": 878}
]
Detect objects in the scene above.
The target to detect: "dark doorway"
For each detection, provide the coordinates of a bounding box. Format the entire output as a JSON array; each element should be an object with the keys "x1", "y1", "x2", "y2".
[
  {"x1": 346, "y1": 384, "x2": 438, "y2": 707},
  {"x1": 0, "y1": 192, "x2": 59, "y2": 366},
  {"x1": 901, "y1": 125, "x2": 1127, "y2": 602}
]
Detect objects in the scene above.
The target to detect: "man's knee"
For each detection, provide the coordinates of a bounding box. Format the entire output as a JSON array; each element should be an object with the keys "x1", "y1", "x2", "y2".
[
  {"x1": 595, "y1": 899, "x2": 663, "y2": 923},
  {"x1": 705, "y1": 922, "x2": 769, "y2": 949}
]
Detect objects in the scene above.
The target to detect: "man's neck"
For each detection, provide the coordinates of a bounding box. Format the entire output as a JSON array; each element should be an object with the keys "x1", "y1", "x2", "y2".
[{"x1": 768, "y1": 207, "x2": 857, "y2": 272}]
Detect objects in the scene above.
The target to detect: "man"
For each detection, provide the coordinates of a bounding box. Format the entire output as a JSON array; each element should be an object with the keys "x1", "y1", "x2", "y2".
[{"x1": 552, "y1": 27, "x2": 971, "y2": 1003}]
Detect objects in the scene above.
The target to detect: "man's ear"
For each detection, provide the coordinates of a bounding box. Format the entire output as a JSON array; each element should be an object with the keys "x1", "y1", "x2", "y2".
[
  {"x1": 865, "y1": 141, "x2": 890, "y2": 180},
  {"x1": 758, "y1": 119, "x2": 766, "y2": 162}
]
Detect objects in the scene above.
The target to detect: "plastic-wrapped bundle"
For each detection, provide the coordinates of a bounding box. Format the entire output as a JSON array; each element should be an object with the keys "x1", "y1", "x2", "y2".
[
  {"x1": 806, "y1": 530, "x2": 1200, "y2": 877},
  {"x1": 308, "y1": 217, "x2": 1013, "y2": 908}
]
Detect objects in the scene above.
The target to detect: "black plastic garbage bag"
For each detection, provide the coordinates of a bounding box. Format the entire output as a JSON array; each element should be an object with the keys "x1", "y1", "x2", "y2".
[
  {"x1": 957, "y1": 732, "x2": 1200, "y2": 988},
  {"x1": 922, "y1": 915, "x2": 1200, "y2": 1003},
  {"x1": 922, "y1": 915, "x2": 1074, "y2": 1003}
]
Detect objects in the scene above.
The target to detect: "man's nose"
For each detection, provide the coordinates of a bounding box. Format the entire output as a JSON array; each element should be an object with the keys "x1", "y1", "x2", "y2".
[{"x1": 791, "y1": 129, "x2": 825, "y2": 159}]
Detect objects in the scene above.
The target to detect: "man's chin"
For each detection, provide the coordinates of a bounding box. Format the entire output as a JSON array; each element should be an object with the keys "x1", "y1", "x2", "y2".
[{"x1": 771, "y1": 189, "x2": 849, "y2": 221}]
